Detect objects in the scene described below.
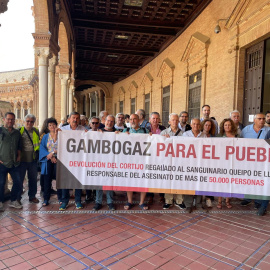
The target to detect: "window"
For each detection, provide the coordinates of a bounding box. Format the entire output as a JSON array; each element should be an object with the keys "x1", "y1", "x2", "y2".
[
  {"x1": 119, "y1": 101, "x2": 124, "y2": 113},
  {"x1": 130, "y1": 98, "x2": 136, "y2": 114},
  {"x1": 162, "y1": 86, "x2": 170, "y2": 126},
  {"x1": 188, "y1": 71, "x2": 202, "y2": 120},
  {"x1": 145, "y1": 93, "x2": 150, "y2": 121},
  {"x1": 17, "y1": 109, "x2": 21, "y2": 119}
]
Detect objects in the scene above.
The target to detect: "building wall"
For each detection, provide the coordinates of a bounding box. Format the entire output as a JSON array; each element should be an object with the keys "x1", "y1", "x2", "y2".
[
  {"x1": 111, "y1": 0, "x2": 270, "y2": 124},
  {"x1": 0, "y1": 71, "x2": 35, "y2": 127}
]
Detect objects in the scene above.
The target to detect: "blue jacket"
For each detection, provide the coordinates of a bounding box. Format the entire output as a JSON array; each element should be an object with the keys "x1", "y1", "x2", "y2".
[{"x1": 39, "y1": 133, "x2": 50, "y2": 175}]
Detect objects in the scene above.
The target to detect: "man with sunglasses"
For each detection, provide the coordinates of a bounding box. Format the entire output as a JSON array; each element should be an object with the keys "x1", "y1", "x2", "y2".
[
  {"x1": 84, "y1": 116, "x2": 100, "y2": 203},
  {"x1": 19, "y1": 114, "x2": 40, "y2": 204},
  {"x1": 89, "y1": 116, "x2": 100, "y2": 131}
]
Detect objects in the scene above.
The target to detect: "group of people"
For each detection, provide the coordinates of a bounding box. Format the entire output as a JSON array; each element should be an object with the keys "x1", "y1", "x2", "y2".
[{"x1": 1, "y1": 105, "x2": 270, "y2": 216}]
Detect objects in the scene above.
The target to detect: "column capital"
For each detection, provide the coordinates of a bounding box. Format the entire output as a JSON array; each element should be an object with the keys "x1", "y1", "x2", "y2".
[
  {"x1": 59, "y1": 73, "x2": 69, "y2": 84},
  {"x1": 32, "y1": 33, "x2": 51, "y2": 48},
  {"x1": 48, "y1": 55, "x2": 58, "y2": 72},
  {"x1": 35, "y1": 47, "x2": 50, "y2": 66}
]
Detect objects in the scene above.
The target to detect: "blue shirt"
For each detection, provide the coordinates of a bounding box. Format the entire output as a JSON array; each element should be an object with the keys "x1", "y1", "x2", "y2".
[
  {"x1": 123, "y1": 127, "x2": 149, "y2": 134},
  {"x1": 140, "y1": 119, "x2": 151, "y2": 130},
  {"x1": 240, "y1": 124, "x2": 270, "y2": 139}
]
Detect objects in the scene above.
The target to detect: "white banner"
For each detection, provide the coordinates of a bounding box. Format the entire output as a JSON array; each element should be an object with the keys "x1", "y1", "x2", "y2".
[{"x1": 56, "y1": 131, "x2": 270, "y2": 199}]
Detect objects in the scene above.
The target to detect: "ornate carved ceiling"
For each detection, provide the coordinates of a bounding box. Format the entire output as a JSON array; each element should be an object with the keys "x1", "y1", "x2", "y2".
[{"x1": 66, "y1": 0, "x2": 212, "y2": 83}]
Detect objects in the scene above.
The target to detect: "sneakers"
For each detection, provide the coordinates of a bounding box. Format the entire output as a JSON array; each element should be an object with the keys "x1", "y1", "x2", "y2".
[
  {"x1": 93, "y1": 203, "x2": 102, "y2": 211},
  {"x1": 0, "y1": 202, "x2": 3, "y2": 211},
  {"x1": 75, "y1": 202, "x2": 83, "y2": 209},
  {"x1": 206, "y1": 198, "x2": 212, "y2": 208},
  {"x1": 107, "y1": 203, "x2": 115, "y2": 211},
  {"x1": 29, "y1": 197, "x2": 39, "y2": 204},
  {"x1": 175, "y1": 203, "x2": 186, "y2": 209},
  {"x1": 163, "y1": 203, "x2": 172, "y2": 210},
  {"x1": 59, "y1": 202, "x2": 68, "y2": 211},
  {"x1": 241, "y1": 200, "x2": 252, "y2": 206},
  {"x1": 9, "y1": 201, "x2": 23, "y2": 209},
  {"x1": 257, "y1": 207, "x2": 267, "y2": 216}
]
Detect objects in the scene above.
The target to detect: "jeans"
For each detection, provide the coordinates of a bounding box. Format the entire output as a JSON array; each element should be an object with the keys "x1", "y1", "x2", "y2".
[
  {"x1": 184, "y1": 195, "x2": 202, "y2": 208},
  {"x1": 43, "y1": 160, "x2": 60, "y2": 201},
  {"x1": 20, "y1": 161, "x2": 38, "y2": 199},
  {"x1": 257, "y1": 200, "x2": 269, "y2": 210},
  {"x1": 62, "y1": 189, "x2": 82, "y2": 204},
  {"x1": 95, "y1": 190, "x2": 113, "y2": 205},
  {"x1": 0, "y1": 163, "x2": 21, "y2": 202},
  {"x1": 244, "y1": 199, "x2": 269, "y2": 209}
]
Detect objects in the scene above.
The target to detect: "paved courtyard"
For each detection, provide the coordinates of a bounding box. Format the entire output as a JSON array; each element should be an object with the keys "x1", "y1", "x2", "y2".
[{"x1": 1, "y1": 187, "x2": 270, "y2": 270}]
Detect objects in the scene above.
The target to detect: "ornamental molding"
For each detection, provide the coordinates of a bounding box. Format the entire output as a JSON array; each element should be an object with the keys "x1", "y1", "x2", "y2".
[{"x1": 157, "y1": 58, "x2": 175, "y2": 78}]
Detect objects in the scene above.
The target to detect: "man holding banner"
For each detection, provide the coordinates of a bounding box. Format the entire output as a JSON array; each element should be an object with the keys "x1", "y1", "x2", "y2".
[
  {"x1": 161, "y1": 113, "x2": 185, "y2": 210},
  {"x1": 240, "y1": 113, "x2": 270, "y2": 215},
  {"x1": 122, "y1": 114, "x2": 149, "y2": 210},
  {"x1": 59, "y1": 112, "x2": 87, "y2": 211},
  {"x1": 93, "y1": 115, "x2": 116, "y2": 211},
  {"x1": 182, "y1": 118, "x2": 207, "y2": 213}
]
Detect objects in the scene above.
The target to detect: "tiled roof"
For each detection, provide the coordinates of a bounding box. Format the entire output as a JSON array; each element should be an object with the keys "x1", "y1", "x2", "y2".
[{"x1": 0, "y1": 68, "x2": 34, "y2": 84}]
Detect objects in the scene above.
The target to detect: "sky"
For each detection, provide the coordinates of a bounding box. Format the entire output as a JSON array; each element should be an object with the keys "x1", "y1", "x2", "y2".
[{"x1": 0, "y1": 0, "x2": 34, "y2": 72}]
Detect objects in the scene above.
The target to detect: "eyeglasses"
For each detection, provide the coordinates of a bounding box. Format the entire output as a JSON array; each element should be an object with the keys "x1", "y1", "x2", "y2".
[
  {"x1": 91, "y1": 122, "x2": 99, "y2": 124},
  {"x1": 26, "y1": 121, "x2": 34, "y2": 123}
]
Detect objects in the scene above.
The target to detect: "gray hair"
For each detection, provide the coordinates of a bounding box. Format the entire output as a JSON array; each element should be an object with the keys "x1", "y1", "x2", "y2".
[
  {"x1": 169, "y1": 113, "x2": 179, "y2": 120},
  {"x1": 24, "y1": 114, "x2": 36, "y2": 122},
  {"x1": 69, "y1": 111, "x2": 80, "y2": 117},
  {"x1": 105, "y1": 115, "x2": 115, "y2": 121},
  {"x1": 150, "y1": 112, "x2": 160, "y2": 118},
  {"x1": 89, "y1": 116, "x2": 99, "y2": 122},
  {"x1": 116, "y1": 113, "x2": 124, "y2": 118},
  {"x1": 136, "y1": 109, "x2": 146, "y2": 118},
  {"x1": 254, "y1": 113, "x2": 265, "y2": 119},
  {"x1": 230, "y1": 110, "x2": 240, "y2": 117},
  {"x1": 99, "y1": 111, "x2": 108, "y2": 119},
  {"x1": 80, "y1": 115, "x2": 87, "y2": 120}
]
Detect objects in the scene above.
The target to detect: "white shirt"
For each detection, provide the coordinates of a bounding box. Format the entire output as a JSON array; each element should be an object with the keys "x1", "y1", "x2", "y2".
[
  {"x1": 60, "y1": 124, "x2": 86, "y2": 131},
  {"x1": 182, "y1": 130, "x2": 207, "y2": 138}
]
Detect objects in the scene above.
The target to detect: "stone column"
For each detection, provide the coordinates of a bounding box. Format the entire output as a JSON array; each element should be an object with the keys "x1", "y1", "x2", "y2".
[
  {"x1": 69, "y1": 85, "x2": 74, "y2": 114},
  {"x1": 95, "y1": 91, "x2": 99, "y2": 117},
  {"x1": 36, "y1": 48, "x2": 50, "y2": 129},
  {"x1": 59, "y1": 74, "x2": 69, "y2": 120},
  {"x1": 85, "y1": 93, "x2": 90, "y2": 117},
  {"x1": 89, "y1": 93, "x2": 92, "y2": 118},
  {"x1": 48, "y1": 55, "x2": 58, "y2": 118}
]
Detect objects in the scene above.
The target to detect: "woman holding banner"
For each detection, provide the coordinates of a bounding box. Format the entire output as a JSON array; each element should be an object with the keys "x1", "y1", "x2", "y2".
[
  {"x1": 201, "y1": 119, "x2": 216, "y2": 208},
  {"x1": 217, "y1": 118, "x2": 238, "y2": 209},
  {"x1": 39, "y1": 118, "x2": 61, "y2": 206}
]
